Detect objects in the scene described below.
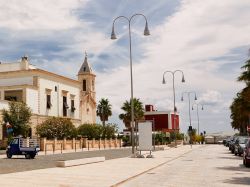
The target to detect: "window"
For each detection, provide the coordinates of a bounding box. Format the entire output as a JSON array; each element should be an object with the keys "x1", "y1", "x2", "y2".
[
  {"x1": 5, "y1": 96, "x2": 17, "y2": 101},
  {"x1": 11, "y1": 139, "x2": 19, "y2": 145},
  {"x1": 55, "y1": 86, "x2": 57, "y2": 92},
  {"x1": 63, "y1": 96, "x2": 68, "y2": 117},
  {"x1": 83, "y1": 80, "x2": 87, "y2": 91},
  {"x1": 71, "y1": 100, "x2": 76, "y2": 112},
  {"x1": 46, "y1": 95, "x2": 52, "y2": 109}
]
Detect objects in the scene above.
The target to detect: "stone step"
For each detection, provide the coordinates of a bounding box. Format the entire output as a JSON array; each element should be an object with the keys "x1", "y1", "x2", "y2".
[{"x1": 55, "y1": 156, "x2": 105, "y2": 167}]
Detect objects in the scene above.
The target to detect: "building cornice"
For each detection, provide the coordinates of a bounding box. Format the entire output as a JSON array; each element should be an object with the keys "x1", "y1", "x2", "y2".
[{"x1": 0, "y1": 69, "x2": 80, "y2": 86}]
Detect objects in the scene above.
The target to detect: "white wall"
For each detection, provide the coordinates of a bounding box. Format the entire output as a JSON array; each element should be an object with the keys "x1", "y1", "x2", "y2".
[
  {"x1": 39, "y1": 78, "x2": 80, "y2": 119},
  {"x1": 0, "y1": 63, "x2": 22, "y2": 72},
  {"x1": 0, "y1": 77, "x2": 33, "y2": 86},
  {"x1": 0, "y1": 100, "x2": 9, "y2": 110},
  {"x1": 26, "y1": 88, "x2": 39, "y2": 114}
]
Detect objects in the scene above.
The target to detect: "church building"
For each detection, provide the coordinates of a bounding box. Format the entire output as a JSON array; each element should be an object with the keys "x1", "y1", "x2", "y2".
[{"x1": 0, "y1": 53, "x2": 96, "y2": 139}]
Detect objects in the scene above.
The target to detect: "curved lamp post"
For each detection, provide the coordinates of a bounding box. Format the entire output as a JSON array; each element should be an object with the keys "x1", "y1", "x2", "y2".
[
  {"x1": 162, "y1": 70, "x2": 185, "y2": 147},
  {"x1": 111, "y1": 13, "x2": 150, "y2": 155},
  {"x1": 181, "y1": 91, "x2": 197, "y2": 130},
  {"x1": 192, "y1": 103, "x2": 204, "y2": 135}
]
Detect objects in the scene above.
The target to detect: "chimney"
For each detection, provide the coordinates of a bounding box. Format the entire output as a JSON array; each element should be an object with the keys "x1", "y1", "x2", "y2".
[
  {"x1": 21, "y1": 55, "x2": 29, "y2": 70},
  {"x1": 145, "y1": 105, "x2": 154, "y2": 112}
]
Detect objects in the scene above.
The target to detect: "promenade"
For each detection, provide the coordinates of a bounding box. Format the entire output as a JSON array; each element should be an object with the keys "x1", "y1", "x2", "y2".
[
  {"x1": 0, "y1": 144, "x2": 193, "y2": 187},
  {"x1": 1, "y1": 145, "x2": 248, "y2": 187}
]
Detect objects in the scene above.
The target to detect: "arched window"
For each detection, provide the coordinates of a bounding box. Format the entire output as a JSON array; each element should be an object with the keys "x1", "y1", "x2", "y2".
[{"x1": 83, "y1": 79, "x2": 87, "y2": 91}]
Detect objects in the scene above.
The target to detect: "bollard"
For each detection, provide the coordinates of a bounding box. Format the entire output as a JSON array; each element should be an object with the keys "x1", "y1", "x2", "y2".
[
  {"x1": 61, "y1": 143, "x2": 63, "y2": 154},
  {"x1": 53, "y1": 143, "x2": 55, "y2": 154},
  {"x1": 45, "y1": 144, "x2": 47, "y2": 155},
  {"x1": 75, "y1": 141, "x2": 77, "y2": 152},
  {"x1": 88, "y1": 141, "x2": 89, "y2": 151}
]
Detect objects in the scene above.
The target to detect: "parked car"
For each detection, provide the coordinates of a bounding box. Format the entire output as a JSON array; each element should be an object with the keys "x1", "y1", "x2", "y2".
[
  {"x1": 234, "y1": 136, "x2": 249, "y2": 156},
  {"x1": 222, "y1": 139, "x2": 227, "y2": 146},
  {"x1": 225, "y1": 137, "x2": 233, "y2": 147},
  {"x1": 229, "y1": 136, "x2": 238, "y2": 153},
  {"x1": 243, "y1": 138, "x2": 250, "y2": 167},
  {"x1": 6, "y1": 137, "x2": 40, "y2": 159}
]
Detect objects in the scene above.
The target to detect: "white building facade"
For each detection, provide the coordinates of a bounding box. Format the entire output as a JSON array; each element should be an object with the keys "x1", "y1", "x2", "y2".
[{"x1": 0, "y1": 55, "x2": 96, "y2": 139}]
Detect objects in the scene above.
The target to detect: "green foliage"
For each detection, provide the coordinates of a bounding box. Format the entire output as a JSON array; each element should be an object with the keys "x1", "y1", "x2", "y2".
[
  {"x1": 77, "y1": 123, "x2": 118, "y2": 140},
  {"x1": 230, "y1": 59, "x2": 250, "y2": 134},
  {"x1": 155, "y1": 132, "x2": 168, "y2": 144},
  {"x1": 77, "y1": 124, "x2": 100, "y2": 139},
  {"x1": 103, "y1": 123, "x2": 118, "y2": 139},
  {"x1": 188, "y1": 128, "x2": 197, "y2": 143},
  {"x1": 2, "y1": 102, "x2": 32, "y2": 137},
  {"x1": 119, "y1": 98, "x2": 144, "y2": 129},
  {"x1": 96, "y1": 98, "x2": 112, "y2": 126},
  {"x1": 122, "y1": 136, "x2": 130, "y2": 146},
  {"x1": 36, "y1": 117, "x2": 77, "y2": 139},
  {"x1": 170, "y1": 132, "x2": 184, "y2": 141}
]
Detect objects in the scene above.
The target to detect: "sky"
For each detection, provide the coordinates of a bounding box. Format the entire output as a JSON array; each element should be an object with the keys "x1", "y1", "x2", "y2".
[{"x1": 0, "y1": 0, "x2": 249, "y2": 134}]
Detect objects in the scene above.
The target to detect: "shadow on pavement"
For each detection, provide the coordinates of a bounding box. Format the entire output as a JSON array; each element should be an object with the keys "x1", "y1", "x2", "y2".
[
  {"x1": 223, "y1": 177, "x2": 250, "y2": 185},
  {"x1": 218, "y1": 156, "x2": 242, "y2": 160},
  {"x1": 217, "y1": 165, "x2": 250, "y2": 172}
]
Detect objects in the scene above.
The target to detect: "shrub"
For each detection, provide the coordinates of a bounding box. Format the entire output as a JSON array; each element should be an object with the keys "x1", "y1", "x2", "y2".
[
  {"x1": 155, "y1": 132, "x2": 167, "y2": 145},
  {"x1": 77, "y1": 124, "x2": 100, "y2": 140},
  {"x1": 77, "y1": 123, "x2": 118, "y2": 140},
  {"x1": 36, "y1": 117, "x2": 77, "y2": 139},
  {"x1": 103, "y1": 123, "x2": 118, "y2": 139}
]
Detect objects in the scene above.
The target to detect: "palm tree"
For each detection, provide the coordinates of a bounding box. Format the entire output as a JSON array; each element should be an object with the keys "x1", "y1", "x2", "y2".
[
  {"x1": 230, "y1": 58, "x2": 250, "y2": 135},
  {"x1": 119, "y1": 98, "x2": 144, "y2": 129},
  {"x1": 238, "y1": 59, "x2": 250, "y2": 86},
  {"x1": 96, "y1": 98, "x2": 112, "y2": 126},
  {"x1": 230, "y1": 93, "x2": 249, "y2": 135}
]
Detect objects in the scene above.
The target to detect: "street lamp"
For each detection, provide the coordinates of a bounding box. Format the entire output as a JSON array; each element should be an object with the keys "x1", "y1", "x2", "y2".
[
  {"x1": 111, "y1": 13, "x2": 150, "y2": 155},
  {"x1": 162, "y1": 70, "x2": 185, "y2": 147},
  {"x1": 192, "y1": 103, "x2": 204, "y2": 135},
  {"x1": 181, "y1": 91, "x2": 197, "y2": 130}
]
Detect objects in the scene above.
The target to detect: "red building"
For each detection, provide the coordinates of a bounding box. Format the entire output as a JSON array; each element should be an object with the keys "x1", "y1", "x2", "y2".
[{"x1": 144, "y1": 105, "x2": 179, "y2": 132}]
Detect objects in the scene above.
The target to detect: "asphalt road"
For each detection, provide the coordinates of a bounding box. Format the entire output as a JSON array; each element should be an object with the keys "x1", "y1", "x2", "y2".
[
  {"x1": 120, "y1": 145, "x2": 250, "y2": 187},
  {"x1": 0, "y1": 148, "x2": 132, "y2": 174}
]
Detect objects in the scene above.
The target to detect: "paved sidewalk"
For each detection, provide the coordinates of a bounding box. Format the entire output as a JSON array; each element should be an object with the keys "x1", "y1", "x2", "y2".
[{"x1": 0, "y1": 145, "x2": 196, "y2": 187}]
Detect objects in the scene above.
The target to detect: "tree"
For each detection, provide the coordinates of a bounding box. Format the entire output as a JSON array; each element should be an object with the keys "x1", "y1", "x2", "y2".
[
  {"x1": 77, "y1": 124, "x2": 100, "y2": 139},
  {"x1": 119, "y1": 98, "x2": 144, "y2": 129},
  {"x1": 103, "y1": 123, "x2": 118, "y2": 139},
  {"x1": 230, "y1": 58, "x2": 250, "y2": 134},
  {"x1": 230, "y1": 93, "x2": 249, "y2": 135},
  {"x1": 36, "y1": 117, "x2": 77, "y2": 139},
  {"x1": 238, "y1": 59, "x2": 250, "y2": 86},
  {"x1": 77, "y1": 123, "x2": 118, "y2": 139},
  {"x1": 96, "y1": 98, "x2": 112, "y2": 126},
  {"x1": 2, "y1": 102, "x2": 32, "y2": 137}
]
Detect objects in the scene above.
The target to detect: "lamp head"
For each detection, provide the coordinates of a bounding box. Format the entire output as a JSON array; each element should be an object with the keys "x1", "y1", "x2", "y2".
[
  {"x1": 181, "y1": 75, "x2": 185, "y2": 83},
  {"x1": 162, "y1": 76, "x2": 166, "y2": 84},
  {"x1": 144, "y1": 21, "x2": 150, "y2": 36},
  {"x1": 111, "y1": 26, "x2": 117, "y2": 40},
  {"x1": 194, "y1": 94, "x2": 197, "y2": 101}
]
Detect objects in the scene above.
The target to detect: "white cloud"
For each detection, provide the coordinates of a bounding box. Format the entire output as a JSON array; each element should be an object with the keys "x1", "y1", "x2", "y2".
[
  {"x1": 1, "y1": 0, "x2": 249, "y2": 133},
  {"x1": 96, "y1": 0, "x2": 250, "y2": 132},
  {"x1": 0, "y1": 0, "x2": 89, "y2": 30}
]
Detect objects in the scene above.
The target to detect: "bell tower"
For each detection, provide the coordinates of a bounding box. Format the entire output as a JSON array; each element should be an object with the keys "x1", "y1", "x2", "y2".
[{"x1": 78, "y1": 52, "x2": 96, "y2": 124}]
